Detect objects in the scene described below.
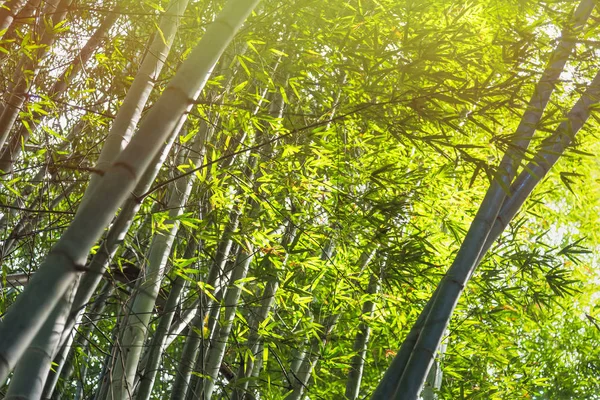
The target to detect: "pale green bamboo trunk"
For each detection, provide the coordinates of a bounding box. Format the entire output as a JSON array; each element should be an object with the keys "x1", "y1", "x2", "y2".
[
  {"x1": 133, "y1": 227, "x2": 201, "y2": 399},
  {"x1": 62, "y1": 128, "x2": 180, "y2": 348},
  {"x1": 200, "y1": 249, "x2": 256, "y2": 398},
  {"x1": 46, "y1": 281, "x2": 114, "y2": 399},
  {"x1": 134, "y1": 275, "x2": 186, "y2": 400},
  {"x1": 81, "y1": 0, "x2": 190, "y2": 203},
  {"x1": 4, "y1": 280, "x2": 77, "y2": 399},
  {"x1": 345, "y1": 257, "x2": 382, "y2": 400},
  {"x1": 230, "y1": 223, "x2": 297, "y2": 400},
  {"x1": 288, "y1": 314, "x2": 340, "y2": 400},
  {"x1": 0, "y1": 0, "x2": 261, "y2": 384},
  {"x1": 106, "y1": 133, "x2": 205, "y2": 399},
  {"x1": 7, "y1": 129, "x2": 181, "y2": 399},
  {"x1": 373, "y1": 2, "x2": 596, "y2": 397},
  {"x1": 421, "y1": 333, "x2": 447, "y2": 400}
]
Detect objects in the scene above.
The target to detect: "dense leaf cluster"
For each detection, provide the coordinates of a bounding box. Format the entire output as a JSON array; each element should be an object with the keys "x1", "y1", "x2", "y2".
[{"x1": 0, "y1": 0, "x2": 598, "y2": 399}]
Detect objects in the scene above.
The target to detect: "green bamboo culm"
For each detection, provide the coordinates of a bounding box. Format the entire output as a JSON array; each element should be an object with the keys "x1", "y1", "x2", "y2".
[
  {"x1": 371, "y1": 0, "x2": 596, "y2": 398},
  {"x1": 0, "y1": 0, "x2": 262, "y2": 385}
]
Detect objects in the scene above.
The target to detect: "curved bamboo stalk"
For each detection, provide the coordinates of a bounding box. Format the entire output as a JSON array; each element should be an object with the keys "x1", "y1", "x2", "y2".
[
  {"x1": 395, "y1": 61, "x2": 600, "y2": 400},
  {"x1": 165, "y1": 297, "x2": 200, "y2": 348},
  {"x1": 478, "y1": 68, "x2": 600, "y2": 268}
]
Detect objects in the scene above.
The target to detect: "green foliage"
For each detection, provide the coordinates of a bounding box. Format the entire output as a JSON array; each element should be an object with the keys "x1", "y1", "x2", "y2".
[{"x1": 0, "y1": 0, "x2": 599, "y2": 399}]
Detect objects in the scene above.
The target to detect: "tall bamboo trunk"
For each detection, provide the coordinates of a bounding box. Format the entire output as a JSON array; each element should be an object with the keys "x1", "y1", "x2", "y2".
[
  {"x1": 230, "y1": 223, "x2": 297, "y2": 400},
  {"x1": 134, "y1": 273, "x2": 186, "y2": 400},
  {"x1": 345, "y1": 258, "x2": 383, "y2": 400},
  {"x1": 11, "y1": 129, "x2": 181, "y2": 398},
  {"x1": 169, "y1": 220, "x2": 241, "y2": 400},
  {"x1": 133, "y1": 229, "x2": 200, "y2": 399},
  {"x1": 288, "y1": 314, "x2": 340, "y2": 400},
  {"x1": 421, "y1": 333, "x2": 447, "y2": 400},
  {"x1": 133, "y1": 115, "x2": 238, "y2": 396},
  {"x1": 4, "y1": 280, "x2": 77, "y2": 399},
  {"x1": 191, "y1": 91, "x2": 285, "y2": 399},
  {"x1": 199, "y1": 248, "x2": 255, "y2": 399},
  {"x1": 372, "y1": 2, "x2": 596, "y2": 397},
  {"x1": 61, "y1": 127, "x2": 180, "y2": 349},
  {"x1": 45, "y1": 281, "x2": 115, "y2": 399},
  {"x1": 81, "y1": 0, "x2": 190, "y2": 203},
  {"x1": 0, "y1": 0, "x2": 261, "y2": 385},
  {"x1": 104, "y1": 131, "x2": 205, "y2": 399}
]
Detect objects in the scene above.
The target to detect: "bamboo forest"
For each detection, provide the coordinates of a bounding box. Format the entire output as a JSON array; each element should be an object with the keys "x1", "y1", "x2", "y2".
[{"x1": 1, "y1": 0, "x2": 600, "y2": 399}]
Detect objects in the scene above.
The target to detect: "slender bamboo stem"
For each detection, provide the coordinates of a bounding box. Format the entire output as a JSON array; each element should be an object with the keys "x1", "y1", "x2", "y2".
[
  {"x1": 382, "y1": 2, "x2": 596, "y2": 397},
  {"x1": 0, "y1": 0, "x2": 261, "y2": 384},
  {"x1": 81, "y1": 0, "x2": 190, "y2": 203},
  {"x1": 107, "y1": 133, "x2": 204, "y2": 399},
  {"x1": 345, "y1": 257, "x2": 383, "y2": 400}
]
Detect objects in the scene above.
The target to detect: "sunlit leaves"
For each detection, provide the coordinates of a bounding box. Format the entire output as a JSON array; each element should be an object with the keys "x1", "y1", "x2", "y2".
[{"x1": 0, "y1": 0, "x2": 599, "y2": 399}]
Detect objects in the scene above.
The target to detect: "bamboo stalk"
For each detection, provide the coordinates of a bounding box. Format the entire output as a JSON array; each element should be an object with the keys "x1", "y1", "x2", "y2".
[
  {"x1": 0, "y1": 0, "x2": 261, "y2": 384},
  {"x1": 376, "y1": 2, "x2": 596, "y2": 397},
  {"x1": 107, "y1": 132, "x2": 205, "y2": 399},
  {"x1": 345, "y1": 257, "x2": 383, "y2": 400},
  {"x1": 81, "y1": 0, "x2": 190, "y2": 203}
]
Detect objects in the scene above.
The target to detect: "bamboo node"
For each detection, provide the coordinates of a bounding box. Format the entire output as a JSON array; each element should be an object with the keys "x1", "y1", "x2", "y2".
[{"x1": 113, "y1": 161, "x2": 137, "y2": 180}]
